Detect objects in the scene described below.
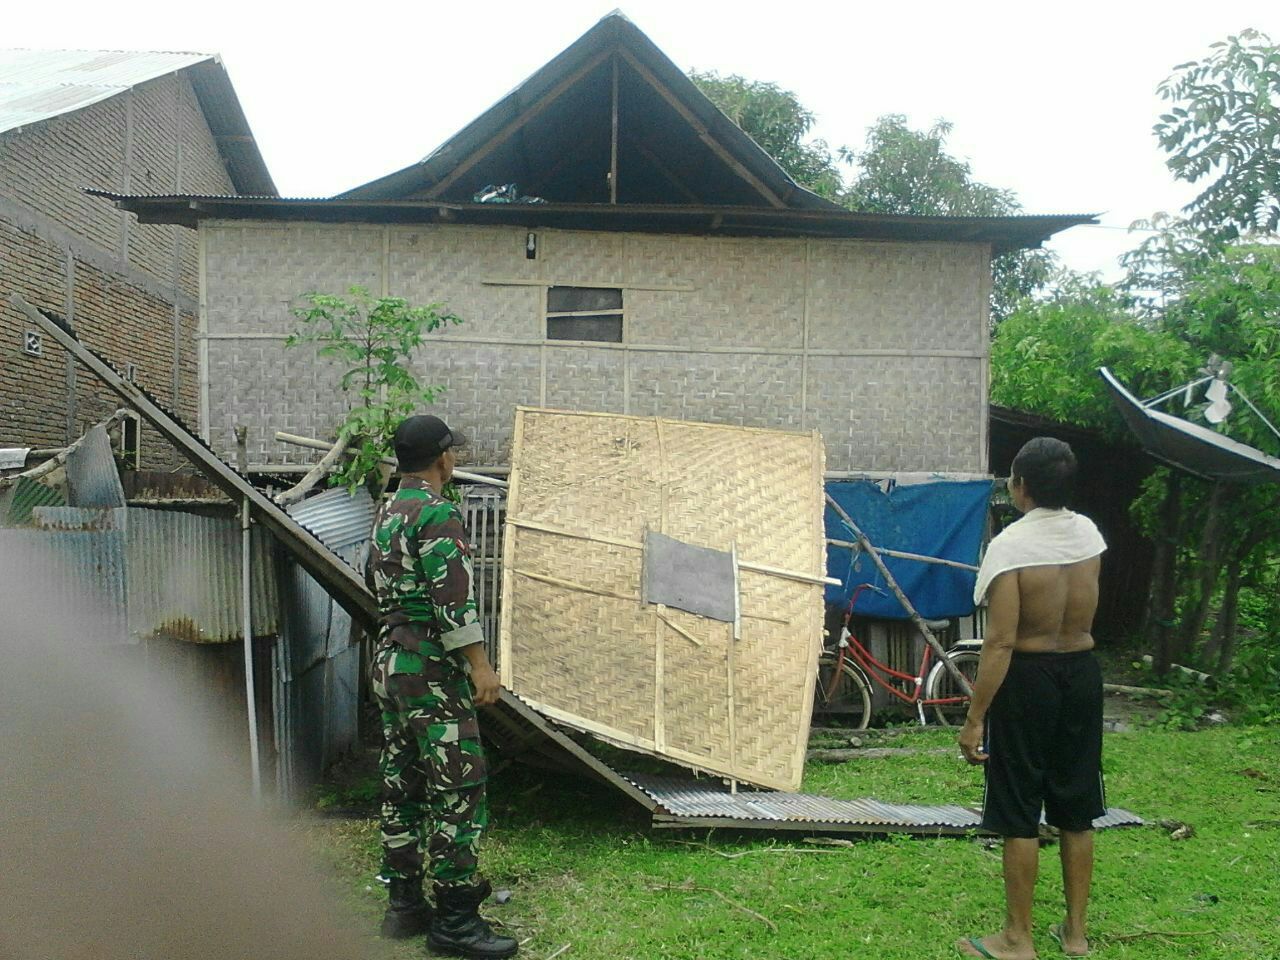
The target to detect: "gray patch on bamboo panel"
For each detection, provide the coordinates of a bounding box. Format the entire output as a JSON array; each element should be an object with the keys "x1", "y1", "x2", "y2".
[{"x1": 642, "y1": 531, "x2": 736, "y2": 622}]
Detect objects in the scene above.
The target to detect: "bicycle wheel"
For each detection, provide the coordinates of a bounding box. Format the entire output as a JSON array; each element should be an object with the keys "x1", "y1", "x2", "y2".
[
  {"x1": 814, "y1": 653, "x2": 872, "y2": 730},
  {"x1": 926, "y1": 648, "x2": 981, "y2": 726}
]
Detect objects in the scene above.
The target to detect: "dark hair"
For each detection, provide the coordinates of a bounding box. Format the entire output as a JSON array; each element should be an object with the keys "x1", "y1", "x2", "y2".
[{"x1": 1010, "y1": 437, "x2": 1077, "y2": 509}]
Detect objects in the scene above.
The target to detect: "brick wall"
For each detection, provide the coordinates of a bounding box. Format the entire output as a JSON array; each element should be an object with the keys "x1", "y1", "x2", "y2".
[
  {"x1": 0, "y1": 69, "x2": 235, "y2": 464},
  {"x1": 201, "y1": 221, "x2": 991, "y2": 474}
]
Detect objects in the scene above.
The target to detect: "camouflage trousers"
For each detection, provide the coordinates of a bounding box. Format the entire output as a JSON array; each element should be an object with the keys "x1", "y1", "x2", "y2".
[{"x1": 371, "y1": 641, "x2": 488, "y2": 887}]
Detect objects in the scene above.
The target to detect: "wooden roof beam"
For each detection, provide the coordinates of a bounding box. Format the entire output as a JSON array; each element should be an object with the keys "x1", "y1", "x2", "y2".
[
  {"x1": 425, "y1": 48, "x2": 613, "y2": 200},
  {"x1": 617, "y1": 49, "x2": 786, "y2": 209},
  {"x1": 620, "y1": 131, "x2": 700, "y2": 203}
]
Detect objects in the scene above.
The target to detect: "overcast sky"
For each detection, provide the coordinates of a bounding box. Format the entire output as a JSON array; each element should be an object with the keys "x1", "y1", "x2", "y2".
[{"x1": 8, "y1": 1, "x2": 1276, "y2": 279}]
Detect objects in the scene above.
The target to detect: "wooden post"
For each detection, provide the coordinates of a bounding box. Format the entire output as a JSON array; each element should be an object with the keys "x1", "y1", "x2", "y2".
[
  {"x1": 825, "y1": 494, "x2": 973, "y2": 696},
  {"x1": 610, "y1": 55, "x2": 620, "y2": 204}
]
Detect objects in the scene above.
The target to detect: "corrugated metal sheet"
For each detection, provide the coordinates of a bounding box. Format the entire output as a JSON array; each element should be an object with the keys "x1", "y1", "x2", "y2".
[
  {"x1": 626, "y1": 774, "x2": 1144, "y2": 832},
  {"x1": 286, "y1": 487, "x2": 375, "y2": 567},
  {"x1": 0, "y1": 49, "x2": 212, "y2": 133},
  {"x1": 0, "y1": 448, "x2": 30, "y2": 470},
  {"x1": 0, "y1": 476, "x2": 65, "y2": 526},
  {"x1": 65, "y1": 425, "x2": 125, "y2": 508},
  {"x1": 126, "y1": 508, "x2": 277, "y2": 642},
  {"x1": 1, "y1": 509, "x2": 129, "y2": 641}
]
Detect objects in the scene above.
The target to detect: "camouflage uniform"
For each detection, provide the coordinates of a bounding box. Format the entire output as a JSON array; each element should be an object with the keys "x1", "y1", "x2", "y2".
[{"x1": 366, "y1": 477, "x2": 488, "y2": 888}]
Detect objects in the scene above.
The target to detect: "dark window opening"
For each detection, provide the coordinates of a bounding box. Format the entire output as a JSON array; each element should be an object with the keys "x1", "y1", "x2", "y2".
[{"x1": 547, "y1": 286, "x2": 623, "y2": 343}]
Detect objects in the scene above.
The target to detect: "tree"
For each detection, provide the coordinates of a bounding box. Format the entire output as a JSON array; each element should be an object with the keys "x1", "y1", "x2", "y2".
[
  {"x1": 1154, "y1": 29, "x2": 1280, "y2": 243},
  {"x1": 989, "y1": 281, "x2": 1196, "y2": 432},
  {"x1": 286, "y1": 286, "x2": 460, "y2": 490},
  {"x1": 689, "y1": 71, "x2": 1054, "y2": 320},
  {"x1": 690, "y1": 71, "x2": 845, "y2": 200},
  {"x1": 844, "y1": 116, "x2": 1054, "y2": 321}
]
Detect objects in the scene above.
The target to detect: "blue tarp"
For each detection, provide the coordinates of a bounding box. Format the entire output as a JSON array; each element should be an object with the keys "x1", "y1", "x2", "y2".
[{"x1": 825, "y1": 480, "x2": 994, "y2": 620}]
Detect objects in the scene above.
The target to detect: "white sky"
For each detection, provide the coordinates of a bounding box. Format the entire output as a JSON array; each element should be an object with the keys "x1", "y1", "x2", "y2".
[{"x1": 8, "y1": 0, "x2": 1277, "y2": 280}]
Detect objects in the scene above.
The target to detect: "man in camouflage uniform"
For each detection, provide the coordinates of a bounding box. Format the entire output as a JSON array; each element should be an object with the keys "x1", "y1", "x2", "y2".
[{"x1": 366, "y1": 414, "x2": 516, "y2": 959}]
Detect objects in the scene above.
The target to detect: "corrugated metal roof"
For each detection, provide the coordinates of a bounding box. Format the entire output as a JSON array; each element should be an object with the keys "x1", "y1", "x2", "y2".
[
  {"x1": 626, "y1": 774, "x2": 1143, "y2": 832},
  {"x1": 93, "y1": 191, "x2": 1097, "y2": 254},
  {"x1": 286, "y1": 487, "x2": 376, "y2": 565},
  {"x1": 0, "y1": 48, "x2": 212, "y2": 133},
  {"x1": 126, "y1": 507, "x2": 278, "y2": 643}
]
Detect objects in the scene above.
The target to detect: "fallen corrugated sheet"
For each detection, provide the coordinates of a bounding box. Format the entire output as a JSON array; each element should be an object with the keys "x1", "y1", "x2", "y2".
[
  {"x1": 286, "y1": 486, "x2": 375, "y2": 569},
  {"x1": 625, "y1": 773, "x2": 1144, "y2": 834},
  {"x1": 7, "y1": 507, "x2": 129, "y2": 641},
  {"x1": 126, "y1": 508, "x2": 278, "y2": 642},
  {"x1": 64, "y1": 425, "x2": 126, "y2": 508}
]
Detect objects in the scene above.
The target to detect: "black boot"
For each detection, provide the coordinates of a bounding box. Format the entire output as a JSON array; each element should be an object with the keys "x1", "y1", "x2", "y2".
[
  {"x1": 428, "y1": 879, "x2": 518, "y2": 958},
  {"x1": 380, "y1": 876, "x2": 433, "y2": 939}
]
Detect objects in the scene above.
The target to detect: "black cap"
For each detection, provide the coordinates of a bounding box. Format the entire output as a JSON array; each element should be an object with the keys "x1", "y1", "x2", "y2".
[{"x1": 393, "y1": 415, "x2": 467, "y2": 471}]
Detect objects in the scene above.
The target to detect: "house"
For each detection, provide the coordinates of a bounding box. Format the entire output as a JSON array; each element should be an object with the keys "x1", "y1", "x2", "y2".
[
  {"x1": 95, "y1": 13, "x2": 1091, "y2": 477},
  {"x1": 0, "y1": 49, "x2": 275, "y2": 468}
]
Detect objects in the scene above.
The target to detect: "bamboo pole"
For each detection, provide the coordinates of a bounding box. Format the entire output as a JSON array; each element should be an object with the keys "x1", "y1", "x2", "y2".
[
  {"x1": 273, "y1": 431, "x2": 508, "y2": 489},
  {"x1": 824, "y1": 494, "x2": 973, "y2": 697},
  {"x1": 826, "y1": 538, "x2": 979, "y2": 573}
]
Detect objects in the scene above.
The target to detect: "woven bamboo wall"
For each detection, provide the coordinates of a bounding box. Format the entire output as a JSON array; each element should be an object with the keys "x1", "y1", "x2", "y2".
[
  {"x1": 498, "y1": 408, "x2": 826, "y2": 791},
  {"x1": 198, "y1": 222, "x2": 989, "y2": 474}
]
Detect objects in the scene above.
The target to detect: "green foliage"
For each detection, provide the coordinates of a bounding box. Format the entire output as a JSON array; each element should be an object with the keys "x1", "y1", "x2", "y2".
[
  {"x1": 1166, "y1": 244, "x2": 1280, "y2": 453},
  {"x1": 989, "y1": 283, "x2": 1196, "y2": 432},
  {"x1": 286, "y1": 286, "x2": 460, "y2": 490},
  {"x1": 843, "y1": 115, "x2": 1054, "y2": 321},
  {"x1": 1155, "y1": 29, "x2": 1280, "y2": 243},
  {"x1": 689, "y1": 71, "x2": 845, "y2": 199}
]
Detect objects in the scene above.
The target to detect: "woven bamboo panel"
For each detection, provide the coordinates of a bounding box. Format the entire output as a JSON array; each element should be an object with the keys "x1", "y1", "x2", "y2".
[{"x1": 499, "y1": 408, "x2": 826, "y2": 791}]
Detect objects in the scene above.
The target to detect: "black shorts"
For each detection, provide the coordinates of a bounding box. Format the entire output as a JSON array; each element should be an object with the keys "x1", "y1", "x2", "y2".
[{"x1": 981, "y1": 649, "x2": 1105, "y2": 838}]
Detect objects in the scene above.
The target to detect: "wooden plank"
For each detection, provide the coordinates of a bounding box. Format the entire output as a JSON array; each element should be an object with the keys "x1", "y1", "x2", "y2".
[
  {"x1": 498, "y1": 409, "x2": 525, "y2": 688},
  {"x1": 481, "y1": 278, "x2": 696, "y2": 293},
  {"x1": 610, "y1": 55, "x2": 619, "y2": 204},
  {"x1": 617, "y1": 49, "x2": 786, "y2": 208},
  {"x1": 12, "y1": 294, "x2": 380, "y2": 628},
  {"x1": 426, "y1": 49, "x2": 613, "y2": 199},
  {"x1": 489, "y1": 691, "x2": 659, "y2": 811}
]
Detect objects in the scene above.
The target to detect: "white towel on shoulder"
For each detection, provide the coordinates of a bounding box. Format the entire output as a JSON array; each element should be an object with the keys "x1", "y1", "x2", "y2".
[{"x1": 973, "y1": 507, "x2": 1106, "y2": 605}]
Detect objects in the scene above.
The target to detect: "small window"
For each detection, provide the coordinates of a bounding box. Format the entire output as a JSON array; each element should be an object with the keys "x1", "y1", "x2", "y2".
[{"x1": 546, "y1": 286, "x2": 623, "y2": 343}]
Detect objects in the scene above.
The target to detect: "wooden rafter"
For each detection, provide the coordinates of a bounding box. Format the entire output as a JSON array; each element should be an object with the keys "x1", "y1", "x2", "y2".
[
  {"x1": 617, "y1": 49, "x2": 786, "y2": 208},
  {"x1": 425, "y1": 48, "x2": 613, "y2": 199},
  {"x1": 620, "y1": 131, "x2": 700, "y2": 203}
]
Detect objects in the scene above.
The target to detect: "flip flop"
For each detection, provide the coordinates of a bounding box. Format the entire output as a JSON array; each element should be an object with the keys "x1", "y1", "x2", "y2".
[
  {"x1": 1049, "y1": 923, "x2": 1089, "y2": 957},
  {"x1": 960, "y1": 938, "x2": 998, "y2": 959}
]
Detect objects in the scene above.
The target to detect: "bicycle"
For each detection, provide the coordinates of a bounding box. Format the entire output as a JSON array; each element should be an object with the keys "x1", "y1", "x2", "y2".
[{"x1": 813, "y1": 583, "x2": 982, "y2": 730}]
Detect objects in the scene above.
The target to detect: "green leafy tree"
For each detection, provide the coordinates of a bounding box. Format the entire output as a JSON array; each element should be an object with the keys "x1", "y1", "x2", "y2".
[
  {"x1": 990, "y1": 282, "x2": 1196, "y2": 432},
  {"x1": 690, "y1": 71, "x2": 845, "y2": 200},
  {"x1": 1154, "y1": 29, "x2": 1280, "y2": 243},
  {"x1": 844, "y1": 116, "x2": 1054, "y2": 321},
  {"x1": 286, "y1": 286, "x2": 460, "y2": 490}
]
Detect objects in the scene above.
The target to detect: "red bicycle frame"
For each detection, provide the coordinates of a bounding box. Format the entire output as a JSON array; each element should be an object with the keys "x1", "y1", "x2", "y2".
[{"x1": 827, "y1": 583, "x2": 967, "y2": 711}]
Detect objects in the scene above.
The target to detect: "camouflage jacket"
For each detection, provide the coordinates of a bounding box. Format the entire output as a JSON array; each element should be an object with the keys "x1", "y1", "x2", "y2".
[{"x1": 365, "y1": 477, "x2": 483, "y2": 655}]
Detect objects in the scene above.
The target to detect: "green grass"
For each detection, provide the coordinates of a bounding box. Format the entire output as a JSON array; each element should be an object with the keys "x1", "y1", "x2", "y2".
[{"x1": 303, "y1": 724, "x2": 1280, "y2": 960}]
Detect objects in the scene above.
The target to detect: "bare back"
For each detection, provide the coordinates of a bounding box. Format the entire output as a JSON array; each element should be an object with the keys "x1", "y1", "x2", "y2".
[{"x1": 1013, "y1": 556, "x2": 1101, "y2": 653}]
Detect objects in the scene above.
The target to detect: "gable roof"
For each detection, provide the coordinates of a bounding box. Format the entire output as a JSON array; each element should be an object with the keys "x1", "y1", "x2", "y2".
[
  {"x1": 340, "y1": 11, "x2": 839, "y2": 210},
  {"x1": 0, "y1": 48, "x2": 276, "y2": 196}
]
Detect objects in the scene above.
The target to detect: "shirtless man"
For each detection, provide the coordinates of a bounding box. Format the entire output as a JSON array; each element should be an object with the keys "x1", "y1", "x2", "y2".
[{"x1": 957, "y1": 437, "x2": 1107, "y2": 960}]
